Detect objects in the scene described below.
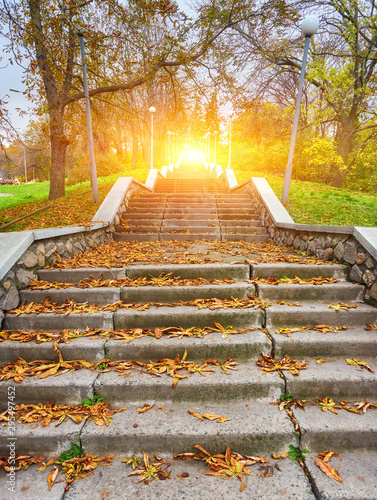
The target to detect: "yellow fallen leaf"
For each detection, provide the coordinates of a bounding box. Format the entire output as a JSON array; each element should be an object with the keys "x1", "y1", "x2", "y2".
[
  {"x1": 136, "y1": 404, "x2": 154, "y2": 413},
  {"x1": 47, "y1": 465, "x2": 59, "y2": 490},
  {"x1": 202, "y1": 413, "x2": 230, "y2": 423},
  {"x1": 188, "y1": 410, "x2": 204, "y2": 421},
  {"x1": 239, "y1": 480, "x2": 247, "y2": 491},
  {"x1": 315, "y1": 459, "x2": 343, "y2": 482}
]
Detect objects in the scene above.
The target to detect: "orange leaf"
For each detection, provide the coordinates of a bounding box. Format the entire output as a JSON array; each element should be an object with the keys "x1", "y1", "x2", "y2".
[
  {"x1": 136, "y1": 404, "x2": 154, "y2": 413},
  {"x1": 315, "y1": 459, "x2": 343, "y2": 482},
  {"x1": 188, "y1": 410, "x2": 204, "y2": 421},
  {"x1": 47, "y1": 465, "x2": 59, "y2": 490},
  {"x1": 239, "y1": 481, "x2": 247, "y2": 491}
]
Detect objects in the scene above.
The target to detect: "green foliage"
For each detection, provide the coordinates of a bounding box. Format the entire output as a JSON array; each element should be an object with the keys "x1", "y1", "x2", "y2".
[
  {"x1": 59, "y1": 443, "x2": 83, "y2": 462},
  {"x1": 81, "y1": 395, "x2": 104, "y2": 408},
  {"x1": 288, "y1": 445, "x2": 308, "y2": 462},
  {"x1": 280, "y1": 394, "x2": 293, "y2": 402}
]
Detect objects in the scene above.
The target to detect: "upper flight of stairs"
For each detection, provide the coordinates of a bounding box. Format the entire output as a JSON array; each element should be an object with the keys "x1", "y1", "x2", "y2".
[{"x1": 114, "y1": 170, "x2": 269, "y2": 242}]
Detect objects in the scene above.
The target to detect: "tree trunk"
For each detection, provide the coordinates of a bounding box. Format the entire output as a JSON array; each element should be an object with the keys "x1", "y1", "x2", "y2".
[
  {"x1": 332, "y1": 122, "x2": 355, "y2": 188},
  {"x1": 48, "y1": 106, "x2": 69, "y2": 200}
]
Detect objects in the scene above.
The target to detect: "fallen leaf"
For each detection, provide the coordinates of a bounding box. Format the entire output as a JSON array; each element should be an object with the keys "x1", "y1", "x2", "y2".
[{"x1": 315, "y1": 458, "x2": 343, "y2": 482}]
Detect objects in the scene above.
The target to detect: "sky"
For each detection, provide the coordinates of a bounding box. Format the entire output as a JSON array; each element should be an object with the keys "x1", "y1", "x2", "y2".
[{"x1": 0, "y1": 43, "x2": 31, "y2": 134}]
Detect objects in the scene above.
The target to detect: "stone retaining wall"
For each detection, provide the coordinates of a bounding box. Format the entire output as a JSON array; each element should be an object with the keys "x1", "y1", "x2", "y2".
[
  {"x1": 234, "y1": 178, "x2": 377, "y2": 304},
  {"x1": 0, "y1": 179, "x2": 150, "y2": 313}
]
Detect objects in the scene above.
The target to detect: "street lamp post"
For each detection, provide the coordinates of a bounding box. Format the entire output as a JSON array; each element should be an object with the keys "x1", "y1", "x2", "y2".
[
  {"x1": 214, "y1": 131, "x2": 218, "y2": 166},
  {"x1": 149, "y1": 106, "x2": 156, "y2": 169},
  {"x1": 167, "y1": 131, "x2": 172, "y2": 166},
  {"x1": 77, "y1": 31, "x2": 99, "y2": 204},
  {"x1": 228, "y1": 110, "x2": 234, "y2": 169},
  {"x1": 281, "y1": 15, "x2": 319, "y2": 204},
  {"x1": 23, "y1": 147, "x2": 27, "y2": 183}
]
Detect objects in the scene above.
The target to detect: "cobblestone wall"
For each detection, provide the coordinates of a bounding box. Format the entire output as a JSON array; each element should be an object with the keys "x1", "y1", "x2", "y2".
[{"x1": 236, "y1": 180, "x2": 377, "y2": 304}]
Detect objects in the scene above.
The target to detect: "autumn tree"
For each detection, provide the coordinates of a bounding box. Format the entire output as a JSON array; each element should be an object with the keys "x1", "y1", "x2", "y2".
[
  {"x1": 228, "y1": 0, "x2": 377, "y2": 187},
  {"x1": 0, "y1": 0, "x2": 296, "y2": 199}
]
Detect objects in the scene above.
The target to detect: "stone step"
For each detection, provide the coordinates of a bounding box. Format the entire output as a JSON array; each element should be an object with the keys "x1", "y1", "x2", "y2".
[
  {"x1": 127, "y1": 202, "x2": 166, "y2": 208},
  {"x1": 80, "y1": 402, "x2": 294, "y2": 457},
  {"x1": 114, "y1": 305, "x2": 264, "y2": 330},
  {"x1": 284, "y1": 358, "x2": 377, "y2": 401},
  {"x1": 222, "y1": 227, "x2": 267, "y2": 234},
  {"x1": 161, "y1": 220, "x2": 220, "y2": 227},
  {"x1": 0, "y1": 329, "x2": 267, "y2": 366},
  {"x1": 0, "y1": 402, "x2": 296, "y2": 460},
  {"x1": 3, "y1": 304, "x2": 264, "y2": 332},
  {"x1": 124, "y1": 213, "x2": 162, "y2": 220},
  {"x1": 19, "y1": 283, "x2": 255, "y2": 306},
  {"x1": 94, "y1": 360, "x2": 284, "y2": 406},
  {"x1": 257, "y1": 282, "x2": 364, "y2": 302},
  {"x1": 114, "y1": 233, "x2": 159, "y2": 242},
  {"x1": 38, "y1": 267, "x2": 127, "y2": 282},
  {"x1": 126, "y1": 226, "x2": 161, "y2": 233},
  {"x1": 163, "y1": 214, "x2": 218, "y2": 220},
  {"x1": 126, "y1": 207, "x2": 165, "y2": 214},
  {"x1": 166, "y1": 202, "x2": 217, "y2": 208},
  {"x1": 64, "y1": 455, "x2": 313, "y2": 500},
  {"x1": 221, "y1": 234, "x2": 270, "y2": 242},
  {"x1": 105, "y1": 329, "x2": 268, "y2": 363},
  {"x1": 252, "y1": 263, "x2": 347, "y2": 279},
  {"x1": 164, "y1": 208, "x2": 217, "y2": 214},
  {"x1": 0, "y1": 370, "x2": 96, "y2": 407},
  {"x1": 305, "y1": 451, "x2": 377, "y2": 500},
  {"x1": 118, "y1": 220, "x2": 161, "y2": 227},
  {"x1": 272, "y1": 327, "x2": 377, "y2": 359},
  {"x1": 217, "y1": 207, "x2": 258, "y2": 213},
  {"x1": 160, "y1": 227, "x2": 220, "y2": 235},
  {"x1": 265, "y1": 302, "x2": 377, "y2": 331},
  {"x1": 38, "y1": 263, "x2": 250, "y2": 282},
  {"x1": 158, "y1": 234, "x2": 221, "y2": 242},
  {"x1": 19, "y1": 287, "x2": 122, "y2": 305},
  {"x1": 125, "y1": 263, "x2": 250, "y2": 280},
  {"x1": 297, "y1": 405, "x2": 377, "y2": 453},
  {"x1": 167, "y1": 194, "x2": 217, "y2": 199},
  {"x1": 217, "y1": 203, "x2": 256, "y2": 209},
  {"x1": 3, "y1": 311, "x2": 114, "y2": 332},
  {"x1": 0, "y1": 336, "x2": 106, "y2": 364},
  {"x1": 220, "y1": 219, "x2": 261, "y2": 226},
  {"x1": 219, "y1": 214, "x2": 260, "y2": 220}
]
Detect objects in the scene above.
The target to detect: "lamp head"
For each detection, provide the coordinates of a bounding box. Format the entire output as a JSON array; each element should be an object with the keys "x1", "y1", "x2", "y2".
[
  {"x1": 301, "y1": 15, "x2": 319, "y2": 36},
  {"x1": 149, "y1": 106, "x2": 156, "y2": 113}
]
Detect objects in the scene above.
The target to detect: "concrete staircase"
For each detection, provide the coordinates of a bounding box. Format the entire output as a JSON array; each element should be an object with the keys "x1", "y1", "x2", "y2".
[
  {"x1": 1, "y1": 252, "x2": 377, "y2": 498},
  {"x1": 114, "y1": 170, "x2": 269, "y2": 243}
]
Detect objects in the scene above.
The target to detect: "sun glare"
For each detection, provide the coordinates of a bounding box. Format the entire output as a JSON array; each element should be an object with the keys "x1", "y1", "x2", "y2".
[{"x1": 185, "y1": 150, "x2": 201, "y2": 160}]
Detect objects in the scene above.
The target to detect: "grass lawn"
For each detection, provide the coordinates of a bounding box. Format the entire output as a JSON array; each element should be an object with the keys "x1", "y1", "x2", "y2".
[
  {"x1": 233, "y1": 167, "x2": 377, "y2": 227},
  {"x1": 1, "y1": 163, "x2": 376, "y2": 231},
  {"x1": 0, "y1": 168, "x2": 149, "y2": 232}
]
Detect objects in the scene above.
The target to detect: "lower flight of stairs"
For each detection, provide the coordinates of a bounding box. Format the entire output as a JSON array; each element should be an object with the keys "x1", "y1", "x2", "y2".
[{"x1": 1, "y1": 257, "x2": 376, "y2": 498}]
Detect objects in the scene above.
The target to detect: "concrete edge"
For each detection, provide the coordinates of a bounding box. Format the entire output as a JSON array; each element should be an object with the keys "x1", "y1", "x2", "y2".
[
  {"x1": 224, "y1": 169, "x2": 238, "y2": 189},
  {"x1": 0, "y1": 232, "x2": 34, "y2": 281},
  {"x1": 353, "y1": 226, "x2": 377, "y2": 261},
  {"x1": 251, "y1": 177, "x2": 294, "y2": 225},
  {"x1": 145, "y1": 169, "x2": 162, "y2": 190},
  {"x1": 215, "y1": 164, "x2": 223, "y2": 178}
]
